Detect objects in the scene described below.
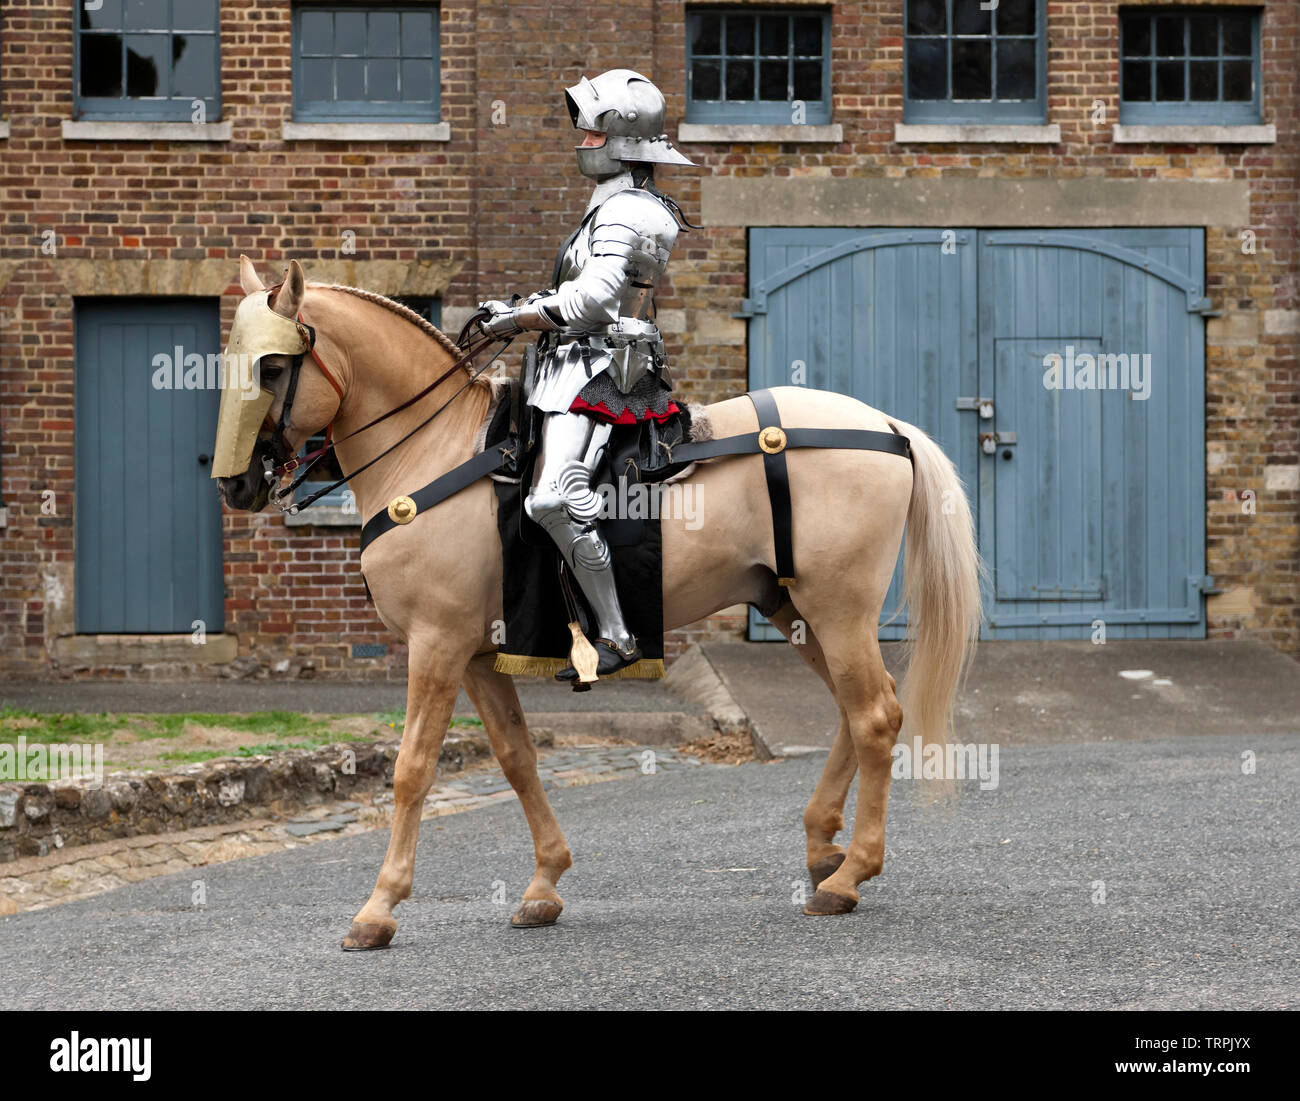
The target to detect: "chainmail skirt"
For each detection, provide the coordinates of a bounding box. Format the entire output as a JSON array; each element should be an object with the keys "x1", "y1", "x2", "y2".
[{"x1": 569, "y1": 371, "x2": 679, "y2": 425}]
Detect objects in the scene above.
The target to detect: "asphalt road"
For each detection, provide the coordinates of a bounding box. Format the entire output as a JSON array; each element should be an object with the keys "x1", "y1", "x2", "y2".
[{"x1": 3, "y1": 734, "x2": 1295, "y2": 1010}]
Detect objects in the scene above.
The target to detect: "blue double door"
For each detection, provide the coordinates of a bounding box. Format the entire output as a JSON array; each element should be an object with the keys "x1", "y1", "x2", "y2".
[
  {"x1": 75, "y1": 299, "x2": 225, "y2": 634},
  {"x1": 747, "y1": 228, "x2": 1208, "y2": 640}
]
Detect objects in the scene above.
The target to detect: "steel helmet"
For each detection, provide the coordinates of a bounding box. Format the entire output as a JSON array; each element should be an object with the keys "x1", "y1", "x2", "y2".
[{"x1": 564, "y1": 69, "x2": 696, "y2": 180}]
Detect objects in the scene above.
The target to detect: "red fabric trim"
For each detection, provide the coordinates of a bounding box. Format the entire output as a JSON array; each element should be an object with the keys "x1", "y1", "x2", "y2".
[{"x1": 569, "y1": 397, "x2": 681, "y2": 425}]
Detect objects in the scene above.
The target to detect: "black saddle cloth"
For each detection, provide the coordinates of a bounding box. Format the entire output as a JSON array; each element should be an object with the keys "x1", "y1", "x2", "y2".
[{"x1": 486, "y1": 386, "x2": 692, "y2": 678}]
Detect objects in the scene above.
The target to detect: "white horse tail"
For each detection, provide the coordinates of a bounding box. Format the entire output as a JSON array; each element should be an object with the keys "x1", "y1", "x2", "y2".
[{"x1": 891, "y1": 418, "x2": 984, "y2": 771}]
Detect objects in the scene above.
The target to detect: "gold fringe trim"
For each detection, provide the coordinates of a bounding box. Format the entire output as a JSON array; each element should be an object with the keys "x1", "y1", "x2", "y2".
[
  {"x1": 492, "y1": 653, "x2": 570, "y2": 677},
  {"x1": 492, "y1": 652, "x2": 666, "y2": 681},
  {"x1": 603, "y1": 658, "x2": 666, "y2": 681}
]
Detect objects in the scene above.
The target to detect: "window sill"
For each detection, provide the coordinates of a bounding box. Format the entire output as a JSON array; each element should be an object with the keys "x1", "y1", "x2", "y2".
[
  {"x1": 284, "y1": 503, "x2": 362, "y2": 527},
  {"x1": 62, "y1": 119, "x2": 231, "y2": 141},
  {"x1": 893, "y1": 122, "x2": 1060, "y2": 144},
  {"x1": 0, "y1": 121, "x2": 9, "y2": 140},
  {"x1": 677, "y1": 122, "x2": 842, "y2": 144},
  {"x1": 1112, "y1": 123, "x2": 1276, "y2": 145},
  {"x1": 282, "y1": 121, "x2": 450, "y2": 142}
]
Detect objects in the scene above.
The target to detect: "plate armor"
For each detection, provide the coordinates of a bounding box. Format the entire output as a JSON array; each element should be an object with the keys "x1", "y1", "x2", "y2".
[
  {"x1": 526, "y1": 184, "x2": 678, "y2": 414},
  {"x1": 475, "y1": 69, "x2": 697, "y2": 678}
]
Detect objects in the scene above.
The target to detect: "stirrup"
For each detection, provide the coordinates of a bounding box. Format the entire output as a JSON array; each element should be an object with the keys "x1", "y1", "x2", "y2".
[{"x1": 555, "y1": 638, "x2": 641, "y2": 684}]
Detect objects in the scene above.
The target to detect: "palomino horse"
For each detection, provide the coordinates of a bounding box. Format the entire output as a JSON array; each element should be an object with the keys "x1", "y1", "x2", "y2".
[{"x1": 216, "y1": 258, "x2": 982, "y2": 950}]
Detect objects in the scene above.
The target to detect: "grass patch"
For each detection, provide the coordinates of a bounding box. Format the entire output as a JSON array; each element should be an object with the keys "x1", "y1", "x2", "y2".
[
  {"x1": 1, "y1": 707, "x2": 484, "y2": 777},
  {"x1": 0, "y1": 708, "x2": 407, "y2": 776}
]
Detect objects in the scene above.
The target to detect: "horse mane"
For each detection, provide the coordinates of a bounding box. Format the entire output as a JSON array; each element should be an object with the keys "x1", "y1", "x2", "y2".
[{"x1": 308, "y1": 282, "x2": 469, "y2": 363}]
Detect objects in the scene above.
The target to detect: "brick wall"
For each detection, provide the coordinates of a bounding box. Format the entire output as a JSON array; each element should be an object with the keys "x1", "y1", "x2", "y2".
[{"x1": 0, "y1": 0, "x2": 1296, "y2": 677}]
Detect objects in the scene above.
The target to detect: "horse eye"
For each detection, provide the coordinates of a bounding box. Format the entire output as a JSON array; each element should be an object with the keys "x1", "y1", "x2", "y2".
[{"x1": 260, "y1": 365, "x2": 284, "y2": 381}]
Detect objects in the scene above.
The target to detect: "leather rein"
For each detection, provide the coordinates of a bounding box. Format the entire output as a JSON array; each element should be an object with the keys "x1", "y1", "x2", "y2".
[{"x1": 258, "y1": 295, "x2": 507, "y2": 516}]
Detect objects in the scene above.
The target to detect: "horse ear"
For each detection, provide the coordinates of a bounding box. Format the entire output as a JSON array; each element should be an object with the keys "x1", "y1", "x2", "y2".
[
  {"x1": 239, "y1": 254, "x2": 266, "y2": 295},
  {"x1": 271, "y1": 259, "x2": 306, "y2": 318}
]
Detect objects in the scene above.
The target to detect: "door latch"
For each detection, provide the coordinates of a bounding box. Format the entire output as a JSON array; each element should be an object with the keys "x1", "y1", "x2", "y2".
[
  {"x1": 956, "y1": 397, "x2": 995, "y2": 420},
  {"x1": 980, "y1": 430, "x2": 1017, "y2": 455}
]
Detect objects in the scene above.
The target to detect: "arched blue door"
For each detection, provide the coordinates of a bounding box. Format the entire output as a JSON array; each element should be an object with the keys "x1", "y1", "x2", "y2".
[{"x1": 746, "y1": 227, "x2": 1208, "y2": 640}]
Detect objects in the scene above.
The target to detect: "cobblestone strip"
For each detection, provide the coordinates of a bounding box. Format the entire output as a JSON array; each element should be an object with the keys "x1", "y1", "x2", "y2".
[{"x1": 0, "y1": 744, "x2": 703, "y2": 914}]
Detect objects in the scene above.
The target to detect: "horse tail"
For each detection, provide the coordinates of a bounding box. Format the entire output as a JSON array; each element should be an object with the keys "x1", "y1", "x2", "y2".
[{"x1": 891, "y1": 418, "x2": 984, "y2": 781}]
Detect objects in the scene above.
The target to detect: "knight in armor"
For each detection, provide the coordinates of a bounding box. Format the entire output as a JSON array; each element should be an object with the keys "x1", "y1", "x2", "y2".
[{"x1": 475, "y1": 70, "x2": 696, "y2": 681}]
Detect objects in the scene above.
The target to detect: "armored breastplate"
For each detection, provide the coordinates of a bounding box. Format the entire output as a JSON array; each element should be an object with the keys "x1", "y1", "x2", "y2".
[{"x1": 554, "y1": 198, "x2": 670, "y2": 327}]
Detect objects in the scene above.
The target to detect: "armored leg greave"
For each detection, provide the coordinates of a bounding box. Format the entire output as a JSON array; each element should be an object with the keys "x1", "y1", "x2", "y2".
[{"x1": 525, "y1": 412, "x2": 636, "y2": 655}]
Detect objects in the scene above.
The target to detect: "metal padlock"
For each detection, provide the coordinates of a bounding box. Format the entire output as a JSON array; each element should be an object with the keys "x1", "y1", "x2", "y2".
[{"x1": 979, "y1": 400, "x2": 994, "y2": 420}]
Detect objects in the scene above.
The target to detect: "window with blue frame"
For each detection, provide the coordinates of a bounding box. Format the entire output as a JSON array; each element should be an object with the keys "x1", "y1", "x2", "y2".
[
  {"x1": 1120, "y1": 8, "x2": 1261, "y2": 125},
  {"x1": 76, "y1": 0, "x2": 221, "y2": 121},
  {"x1": 686, "y1": 8, "x2": 831, "y2": 125},
  {"x1": 904, "y1": 0, "x2": 1045, "y2": 123},
  {"x1": 293, "y1": 5, "x2": 440, "y2": 122},
  {"x1": 294, "y1": 297, "x2": 441, "y2": 514}
]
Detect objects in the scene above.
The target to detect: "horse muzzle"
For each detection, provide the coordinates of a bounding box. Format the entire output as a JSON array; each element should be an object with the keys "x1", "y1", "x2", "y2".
[{"x1": 217, "y1": 436, "x2": 276, "y2": 511}]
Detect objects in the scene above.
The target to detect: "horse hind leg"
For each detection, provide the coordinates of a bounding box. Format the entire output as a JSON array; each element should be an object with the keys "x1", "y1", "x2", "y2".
[
  {"x1": 801, "y1": 629, "x2": 903, "y2": 916},
  {"x1": 461, "y1": 654, "x2": 573, "y2": 927},
  {"x1": 766, "y1": 602, "x2": 856, "y2": 890}
]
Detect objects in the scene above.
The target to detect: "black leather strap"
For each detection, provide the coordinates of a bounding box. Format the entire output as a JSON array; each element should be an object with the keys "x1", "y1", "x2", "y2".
[
  {"x1": 670, "y1": 394, "x2": 912, "y2": 586},
  {"x1": 670, "y1": 427, "x2": 911, "y2": 463},
  {"x1": 359, "y1": 445, "x2": 513, "y2": 555},
  {"x1": 747, "y1": 390, "x2": 794, "y2": 583},
  {"x1": 358, "y1": 398, "x2": 912, "y2": 562}
]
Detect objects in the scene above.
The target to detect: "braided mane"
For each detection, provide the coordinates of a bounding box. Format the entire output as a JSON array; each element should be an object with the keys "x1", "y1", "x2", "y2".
[{"x1": 310, "y1": 282, "x2": 464, "y2": 358}]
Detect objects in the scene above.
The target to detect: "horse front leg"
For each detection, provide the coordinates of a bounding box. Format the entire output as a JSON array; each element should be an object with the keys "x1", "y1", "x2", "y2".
[
  {"x1": 342, "y1": 636, "x2": 469, "y2": 950},
  {"x1": 461, "y1": 653, "x2": 573, "y2": 927}
]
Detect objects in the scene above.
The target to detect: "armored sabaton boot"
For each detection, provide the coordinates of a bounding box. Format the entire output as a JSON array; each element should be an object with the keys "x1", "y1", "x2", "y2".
[{"x1": 526, "y1": 462, "x2": 641, "y2": 680}]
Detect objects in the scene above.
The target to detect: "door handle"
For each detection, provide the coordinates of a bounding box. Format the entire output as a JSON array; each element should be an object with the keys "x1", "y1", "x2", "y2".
[{"x1": 198, "y1": 453, "x2": 211, "y2": 466}]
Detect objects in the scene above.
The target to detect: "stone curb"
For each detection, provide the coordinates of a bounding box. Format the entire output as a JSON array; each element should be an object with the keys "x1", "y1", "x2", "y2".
[
  {"x1": 663, "y1": 645, "x2": 772, "y2": 759},
  {"x1": 0, "y1": 725, "x2": 511, "y2": 863},
  {"x1": 0, "y1": 741, "x2": 403, "y2": 863},
  {"x1": 0, "y1": 709, "x2": 709, "y2": 863},
  {"x1": 0, "y1": 816, "x2": 279, "y2": 878}
]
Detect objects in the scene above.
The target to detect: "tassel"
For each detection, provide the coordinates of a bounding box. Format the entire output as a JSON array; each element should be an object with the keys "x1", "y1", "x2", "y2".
[{"x1": 567, "y1": 621, "x2": 600, "y2": 686}]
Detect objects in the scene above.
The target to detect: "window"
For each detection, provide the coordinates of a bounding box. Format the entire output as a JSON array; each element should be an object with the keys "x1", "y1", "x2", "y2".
[
  {"x1": 1120, "y1": 8, "x2": 1261, "y2": 124},
  {"x1": 904, "y1": 0, "x2": 1044, "y2": 123},
  {"x1": 76, "y1": 0, "x2": 221, "y2": 121},
  {"x1": 686, "y1": 8, "x2": 831, "y2": 125},
  {"x1": 293, "y1": 5, "x2": 440, "y2": 122},
  {"x1": 292, "y1": 297, "x2": 440, "y2": 518},
  {"x1": 395, "y1": 297, "x2": 441, "y2": 329}
]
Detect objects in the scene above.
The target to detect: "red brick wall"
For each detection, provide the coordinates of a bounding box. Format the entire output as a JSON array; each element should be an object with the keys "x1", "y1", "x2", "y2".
[{"x1": 0, "y1": 0, "x2": 1296, "y2": 676}]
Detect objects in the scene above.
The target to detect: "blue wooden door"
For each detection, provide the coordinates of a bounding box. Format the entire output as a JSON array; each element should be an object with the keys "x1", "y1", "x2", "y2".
[
  {"x1": 746, "y1": 227, "x2": 1207, "y2": 640},
  {"x1": 978, "y1": 230, "x2": 1208, "y2": 637},
  {"x1": 745, "y1": 229, "x2": 978, "y2": 639},
  {"x1": 75, "y1": 299, "x2": 225, "y2": 633}
]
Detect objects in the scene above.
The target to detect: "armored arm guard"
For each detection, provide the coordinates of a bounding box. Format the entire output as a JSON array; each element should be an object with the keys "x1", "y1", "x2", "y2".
[{"x1": 483, "y1": 190, "x2": 679, "y2": 337}]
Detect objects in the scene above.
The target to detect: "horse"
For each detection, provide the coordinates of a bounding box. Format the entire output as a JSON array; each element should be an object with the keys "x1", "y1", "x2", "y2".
[{"x1": 216, "y1": 257, "x2": 982, "y2": 950}]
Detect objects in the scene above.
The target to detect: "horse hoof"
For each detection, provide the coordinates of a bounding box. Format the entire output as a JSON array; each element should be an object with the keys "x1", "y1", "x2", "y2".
[
  {"x1": 341, "y1": 920, "x2": 396, "y2": 950},
  {"x1": 808, "y1": 853, "x2": 846, "y2": 889},
  {"x1": 511, "y1": 899, "x2": 562, "y2": 928},
  {"x1": 802, "y1": 888, "x2": 857, "y2": 916}
]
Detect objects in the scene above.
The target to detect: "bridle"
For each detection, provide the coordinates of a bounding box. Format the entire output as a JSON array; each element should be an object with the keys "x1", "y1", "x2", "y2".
[{"x1": 256, "y1": 293, "x2": 507, "y2": 515}]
